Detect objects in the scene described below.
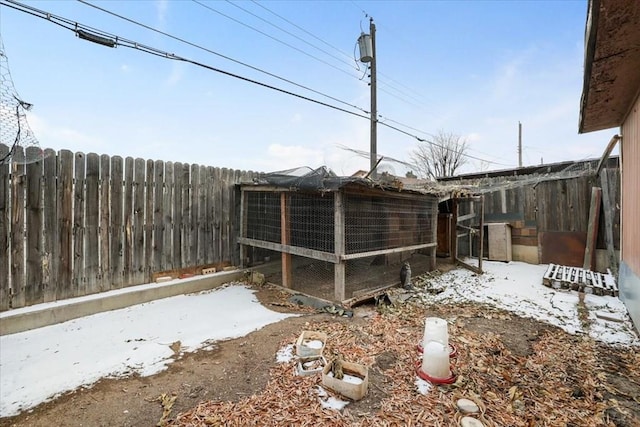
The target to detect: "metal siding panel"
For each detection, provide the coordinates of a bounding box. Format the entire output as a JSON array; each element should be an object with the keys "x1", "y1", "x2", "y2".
[{"x1": 621, "y1": 93, "x2": 640, "y2": 276}]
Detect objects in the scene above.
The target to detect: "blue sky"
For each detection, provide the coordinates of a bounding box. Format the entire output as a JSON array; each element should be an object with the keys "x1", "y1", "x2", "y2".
[{"x1": 0, "y1": 0, "x2": 615, "y2": 175}]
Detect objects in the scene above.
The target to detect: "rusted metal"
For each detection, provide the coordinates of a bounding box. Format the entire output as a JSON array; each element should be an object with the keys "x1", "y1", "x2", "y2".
[{"x1": 539, "y1": 231, "x2": 587, "y2": 268}]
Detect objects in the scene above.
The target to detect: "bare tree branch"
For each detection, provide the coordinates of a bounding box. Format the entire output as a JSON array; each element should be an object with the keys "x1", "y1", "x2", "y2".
[{"x1": 409, "y1": 130, "x2": 469, "y2": 179}]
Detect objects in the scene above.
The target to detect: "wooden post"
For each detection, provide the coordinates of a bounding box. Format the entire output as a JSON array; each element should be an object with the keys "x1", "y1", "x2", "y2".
[
  {"x1": 280, "y1": 192, "x2": 292, "y2": 288},
  {"x1": 334, "y1": 192, "x2": 346, "y2": 301},
  {"x1": 0, "y1": 146, "x2": 10, "y2": 310},
  {"x1": 429, "y1": 197, "x2": 437, "y2": 271},
  {"x1": 450, "y1": 198, "x2": 458, "y2": 263},
  {"x1": 478, "y1": 196, "x2": 484, "y2": 273},
  {"x1": 600, "y1": 170, "x2": 618, "y2": 274},
  {"x1": 239, "y1": 187, "x2": 247, "y2": 268},
  {"x1": 583, "y1": 187, "x2": 602, "y2": 270}
]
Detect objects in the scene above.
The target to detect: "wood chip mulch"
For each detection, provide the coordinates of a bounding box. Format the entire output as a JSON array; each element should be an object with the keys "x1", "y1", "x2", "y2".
[{"x1": 171, "y1": 302, "x2": 640, "y2": 426}]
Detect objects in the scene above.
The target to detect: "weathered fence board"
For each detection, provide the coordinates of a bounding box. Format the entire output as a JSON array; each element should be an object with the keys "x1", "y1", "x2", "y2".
[
  {"x1": 42, "y1": 148, "x2": 57, "y2": 302},
  {"x1": 197, "y1": 165, "x2": 207, "y2": 265},
  {"x1": 111, "y1": 156, "x2": 124, "y2": 288},
  {"x1": 173, "y1": 162, "x2": 183, "y2": 269},
  {"x1": 144, "y1": 159, "x2": 154, "y2": 279},
  {"x1": 180, "y1": 162, "x2": 191, "y2": 268},
  {"x1": 190, "y1": 164, "x2": 200, "y2": 266},
  {"x1": 123, "y1": 157, "x2": 134, "y2": 284},
  {"x1": 222, "y1": 168, "x2": 232, "y2": 263},
  {"x1": 163, "y1": 162, "x2": 174, "y2": 271},
  {"x1": 57, "y1": 150, "x2": 74, "y2": 300},
  {"x1": 153, "y1": 160, "x2": 164, "y2": 272},
  {"x1": 10, "y1": 152, "x2": 25, "y2": 308},
  {"x1": 132, "y1": 158, "x2": 145, "y2": 284},
  {"x1": 73, "y1": 152, "x2": 86, "y2": 294},
  {"x1": 0, "y1": 154, "x2": 9, "y2": 310},
  {"x1": 212, "y1": 167, "x2": 222, "y2": 263},
  {"x1": 25, "y1": 152, "x2": 43, "y2": 304},
  {"x1": 1, "y1": 147, "x2": 256, "y2": 311},
  {"x1": 99, "y1": 154, "x2": 111, "y2": 289},
  {"x1": 85, "y1": 153, "x2": 100, "y2": 293}
]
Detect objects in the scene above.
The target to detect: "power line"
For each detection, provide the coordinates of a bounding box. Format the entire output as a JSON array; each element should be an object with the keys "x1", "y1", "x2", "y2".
[
  {"x1": 206, "y1": 0, "x2": 430, "y2": 109},
  {"x1": 3, "y1": 0, "x2": 369, "y2": 118},
  {"x1": 223, "y1": 0, "x2": 358, "y2": 72},
  {"x1": 76, "y1": 0, "x2": 368, "y2": 115},
  {"x1": 376, "y1": 120, "x2": 511, "y2": 166},
  {"x1": 77, "y1": 1, "x2": 429, "y2": 123},
  {"x1": 190, "y1": 0, "x2": 360, "y2": 81},
  {"x1": 1, "y1": 0, "x2": 509, "y2": 167},
  {"x1": 377, "y1": 114, "x2": 513, "y2": 166},
  {"x1": 249, "y1": 0, "x2": 353, "y2": 63}
]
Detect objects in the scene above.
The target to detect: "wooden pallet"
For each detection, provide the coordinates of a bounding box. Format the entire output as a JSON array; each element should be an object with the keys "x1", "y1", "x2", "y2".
[{"x1": 542, "y1": 264, "x2": 618, "y2": 296}]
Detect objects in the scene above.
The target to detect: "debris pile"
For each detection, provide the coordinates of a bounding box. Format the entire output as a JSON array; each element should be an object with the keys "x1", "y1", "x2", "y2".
[{"x1": 172, "y1": 300, "x2": 640, "y2": 426}]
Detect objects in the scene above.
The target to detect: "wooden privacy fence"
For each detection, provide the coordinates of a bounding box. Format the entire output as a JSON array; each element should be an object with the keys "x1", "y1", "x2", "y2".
[
  {"x1": 0, "y1": 145, "x2": 256, "y2": 311},
  {"x1": 449, "y1": 165, "x2": 620, "y2": 268}
]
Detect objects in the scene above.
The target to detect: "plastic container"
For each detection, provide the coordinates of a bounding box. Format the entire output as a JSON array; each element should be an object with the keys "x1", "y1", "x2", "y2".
[
  {"x1": 295, "y1": 331, "x2": 327, "y2": 358},
  {"x1": 322, "y1": 360, "x2": 369, "y2": 401},
  {"x1": 422, "y1": 317, "x2": 449, "y2": 348},
  {"x1": 421, "y1": 340, "x2": 451, "y2": 379},
  {"x1": 296, "y1": 356, "x2": 327, "y2": 376}
]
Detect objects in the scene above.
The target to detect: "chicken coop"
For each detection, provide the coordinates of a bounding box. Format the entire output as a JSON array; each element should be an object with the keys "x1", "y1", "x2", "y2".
[{"x1": 238, "y1": 168, "x2": 440, "y2": 302}]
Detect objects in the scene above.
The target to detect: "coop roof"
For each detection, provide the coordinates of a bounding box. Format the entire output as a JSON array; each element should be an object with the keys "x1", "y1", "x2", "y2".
[{"x1": 242, "y1": 166, "x2": 452, "y2": 197}]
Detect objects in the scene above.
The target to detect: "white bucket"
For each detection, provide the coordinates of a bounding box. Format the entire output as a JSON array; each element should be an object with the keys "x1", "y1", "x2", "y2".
[
  {"x1": 421, "y1": 340, "x2": 450, "y2": 379},
  {"x1": 422, "y1": 317, "x2": 449, "y2": 349}
]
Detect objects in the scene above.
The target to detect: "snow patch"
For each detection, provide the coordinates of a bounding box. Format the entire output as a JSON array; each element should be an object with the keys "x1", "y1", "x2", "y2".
[
  {"x1": 0, "y1": 284, "x2": 293, "y2": 417},
  {"x1": 315, "y1": 386, "x2": 349, "y2": 410},
  {"x1": 416, "y1": 261, "x2": 639, "y2": 347},
  {"x1": 276, "y1": 344, "x2": 295, "y2": 363}
]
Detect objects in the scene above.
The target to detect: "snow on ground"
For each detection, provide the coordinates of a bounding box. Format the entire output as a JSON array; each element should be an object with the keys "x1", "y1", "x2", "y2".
[
  {"x1": 0, "y1": 284, "x2": 294, "y2": 418},
  {"x1": 417, "y1": 261, "x2": 639, "y2": 347},
  {"x1": 276, "y1": 344, "x2": 295, "y2": 363}
]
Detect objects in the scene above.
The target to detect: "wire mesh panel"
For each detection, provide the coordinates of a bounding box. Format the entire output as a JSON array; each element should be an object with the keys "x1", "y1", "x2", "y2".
[
  {"x1": 265, "y1": 254, "x2": 335, "y2": 301},
  {"x1": 289, "y1": 192, "x2": 334, "y2": 253},
  {"x1": 245, "y1": 191, "x2": 282, "y2": 243},
  {"x1": 345, "y1": 252, "x2": 434, "y2": 298},
  {"x1": 344, "y1": 193, "x2": 437, "y2": 254},
  {"x1": 244, "y1": 187, "x2": 440, "y2": 301}
]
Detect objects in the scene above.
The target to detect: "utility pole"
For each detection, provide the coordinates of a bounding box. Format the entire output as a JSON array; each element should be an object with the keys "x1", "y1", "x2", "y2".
[
  {"x1": 518, "y1": 121, "x2": 523, "y2": 168},
  {"x1": 357, "y1": 19, "x2": 377, "y2": 178},
  {"x1": 369, "y1": 18, "x2": 377, "y2": 178}
]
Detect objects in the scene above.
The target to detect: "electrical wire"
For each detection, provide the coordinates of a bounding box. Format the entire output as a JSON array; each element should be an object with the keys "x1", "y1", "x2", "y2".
[
  {"x1": 190, "y1": 0, "x2": 360, "y2": 80},
  {"x1": 223, "y1": 0, "x2": 358, "y2": 72},
  {"x1": 377, "y1": 114, "x2": 513, "y2": 166},
  {"x1": 215, "y1": 0, "x2": 426, "y2": 112},
  {"x1": 76, "y1": 0, "x2": 368, "y2": 116},
  {"x1": 1, "y1": 0, "x2": 509, "y2": 167},
  {"x1": 3, "y1": 0, "x2": 369, "y2": 119},
  {"x1": 249, "y1": 0, "x2": 353, "y2": 63}
]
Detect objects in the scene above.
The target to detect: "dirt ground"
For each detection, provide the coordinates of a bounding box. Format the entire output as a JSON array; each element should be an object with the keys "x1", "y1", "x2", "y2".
[{"x1": 1, "y1": 284, "x2": 639, "y2": 427}]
